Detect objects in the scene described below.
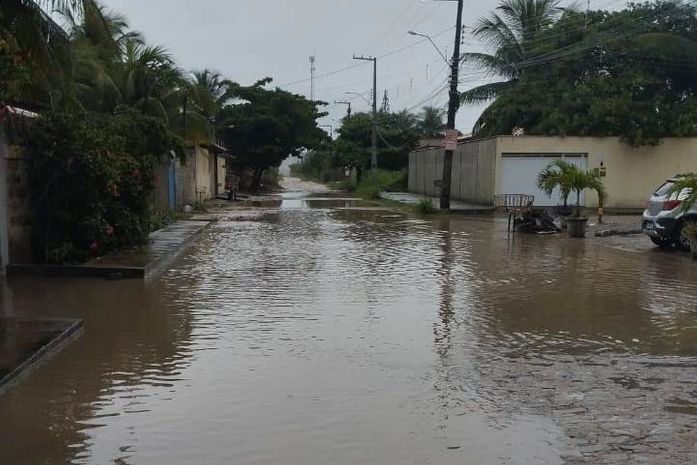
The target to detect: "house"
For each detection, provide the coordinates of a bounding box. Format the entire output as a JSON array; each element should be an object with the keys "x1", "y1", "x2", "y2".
[
  {"x1": 409, "y1": 136, "x2": 697, "y2": 210},
  {"x1": 152, "y1": 143, "x2": 231, "y2": 211}
]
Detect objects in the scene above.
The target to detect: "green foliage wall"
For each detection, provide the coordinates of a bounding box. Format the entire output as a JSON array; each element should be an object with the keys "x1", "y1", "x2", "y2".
[{"x1": 25, "y1": 110, "x2": 181, "y2": 264}]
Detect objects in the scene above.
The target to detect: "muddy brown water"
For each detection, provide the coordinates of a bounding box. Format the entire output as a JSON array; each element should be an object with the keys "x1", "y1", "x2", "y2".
[{"x1": 1, "y1": 179, "x2": 696, "y2": 465}]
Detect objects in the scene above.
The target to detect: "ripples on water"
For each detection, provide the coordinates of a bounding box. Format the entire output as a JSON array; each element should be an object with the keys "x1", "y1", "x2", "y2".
[{"x1": 0, "y1": 191, "x2": 696, "y2": 465}]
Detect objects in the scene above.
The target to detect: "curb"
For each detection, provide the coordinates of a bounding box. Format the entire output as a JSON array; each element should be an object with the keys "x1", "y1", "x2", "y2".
[
  {"x1": 594, "y1": 228, "x2": 643, "y2": 238},
  {"x1": 0, "y1": 319, "x2": 84, "y2": 397}
]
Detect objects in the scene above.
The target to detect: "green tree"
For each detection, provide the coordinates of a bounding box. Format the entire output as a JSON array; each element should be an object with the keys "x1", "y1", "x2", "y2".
[
  {"x1": 219, "y1": 79, "x2": 327, "y2": 191},
  {"x1": 459, "y1": 0, "x2": 562, "y2": 109},
  {"x1": 537, "y1": 160, "x2": 574, "y2": 208},
  {"x1": 464, "y1": 1, "x2": 697, "y2": 145},
  {"x1": 418, "y1": 106, "x2": 445, "y2": 138},
  {"x1": 1, "y1": 0, "x2": 75, "y2": 108},
  {"x1": 333, "y1": 110, "x2": 421, "y2": 174}
]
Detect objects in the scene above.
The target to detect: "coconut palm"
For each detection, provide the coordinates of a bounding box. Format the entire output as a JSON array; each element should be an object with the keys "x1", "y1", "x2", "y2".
[
  {"x1": 460, "y1": 0, "x2": 562, "y2": 102},
  {"x1": 117, "y1": 40, "x2": 183, "y2": 120},
  {"x1": 62, "y1": 1, "x2": 145, "y2": 112},
  {"x1": 2, "y1": 0, "x2": 75, "y2": 107},
  {"x1": 460, "y1": 0, "x2": 563, "y2": 135}
]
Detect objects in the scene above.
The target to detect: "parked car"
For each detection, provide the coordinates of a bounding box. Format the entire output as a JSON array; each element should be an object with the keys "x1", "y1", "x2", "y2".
[{"x1": 642, "y1": 176, "x2": 696, "y2": 250}]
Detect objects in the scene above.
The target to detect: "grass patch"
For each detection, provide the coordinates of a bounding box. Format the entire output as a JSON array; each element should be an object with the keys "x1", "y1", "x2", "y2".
[
  {"x1": 355, "y1": 170, "x2": 408, "y2": 200},
  {"x1": 415, "y1": 198, "x2": 437, "y2": 214}
]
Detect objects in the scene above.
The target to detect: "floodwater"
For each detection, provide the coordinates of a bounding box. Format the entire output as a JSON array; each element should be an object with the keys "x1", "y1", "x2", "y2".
[{"x1": 1, "y1": 178, "x2": 696, "y2": 465}]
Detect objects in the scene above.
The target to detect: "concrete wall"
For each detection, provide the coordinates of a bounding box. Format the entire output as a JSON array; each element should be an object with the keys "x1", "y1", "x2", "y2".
[
  {"x1": 156, "y1": 148, "x2": 225, "y2": 211},
  {"x1": 217, "y1": 156, "x2": 226, "y2": 195},
  {"x1": 152, "y1": 160, "x2": 169, "y2": 211},
  {"x1": 176, "y1": 150, "x2": 196, "y2": 207},
  {"x1": 408, "y1": 138, "x2": 498, "y2": 205},
  {"x1": 195, "y1": 146, "x2": 212, "y2": 201},
  {"x1": 495, "y1": 136, "x2": 697, "y2": 209}
]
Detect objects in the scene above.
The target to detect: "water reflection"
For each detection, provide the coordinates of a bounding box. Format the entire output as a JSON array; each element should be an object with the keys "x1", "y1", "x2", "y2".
[
  {"x1": 0, "y1": 180, "x2": 695, "y2": 464},
  {"x1": 0, "y1": 279, "x2": 193, "y2": 464}
]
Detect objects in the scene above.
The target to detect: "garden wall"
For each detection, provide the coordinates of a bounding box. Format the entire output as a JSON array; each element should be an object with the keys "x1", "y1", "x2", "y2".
[{"x1": 408, "y1": 138, "x2": 498, "y2": 205}]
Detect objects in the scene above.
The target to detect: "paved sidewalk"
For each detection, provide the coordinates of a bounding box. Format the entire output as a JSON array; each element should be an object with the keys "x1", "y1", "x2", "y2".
[
  {"x1": 380, "y1": 192, "x2": 495, "y2": 214},
  {"x1": 0, "y1": 318, "x2": 83, "y2": 397},
  {"x1": 8, "y1": 220, "x2": 211, "y2": 280}
]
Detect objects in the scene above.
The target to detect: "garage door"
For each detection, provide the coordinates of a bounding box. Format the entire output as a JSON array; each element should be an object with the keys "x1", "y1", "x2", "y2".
[{"x1": 500, "y1": 153, "x2": 588, "y2": 207}]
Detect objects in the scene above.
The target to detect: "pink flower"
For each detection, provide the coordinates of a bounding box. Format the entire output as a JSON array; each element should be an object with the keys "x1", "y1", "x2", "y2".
[
  {"x1": 105, "y1": 224, "x2": 114, "y2": 236},
  {"x1": 90, "y1": 241, "x2": 99, "y2": 253}
]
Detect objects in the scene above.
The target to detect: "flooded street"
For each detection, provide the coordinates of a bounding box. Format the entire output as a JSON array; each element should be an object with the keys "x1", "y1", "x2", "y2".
[{"x1": 1, "y1": 178, "x2": 696, "y2": 465}]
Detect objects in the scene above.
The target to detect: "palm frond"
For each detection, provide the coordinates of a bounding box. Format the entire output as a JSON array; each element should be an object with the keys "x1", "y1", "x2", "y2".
[{"x1": 460, "y1": 80, "x2": 515, "y2": 104}]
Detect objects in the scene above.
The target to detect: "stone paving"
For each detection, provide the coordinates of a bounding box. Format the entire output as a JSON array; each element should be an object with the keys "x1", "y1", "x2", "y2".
[
  {"x1": 90, "y1": 220, "x2": 211, "y2": 278},
  {"x1": 379, "y1": 191, "x2": 496, "y2": 213}
]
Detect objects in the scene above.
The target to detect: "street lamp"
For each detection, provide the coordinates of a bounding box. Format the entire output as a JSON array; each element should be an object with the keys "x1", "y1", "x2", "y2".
[
  {"x1": 346, "y1": 91, "x2": 373, "y2": 106},
  {"x1": 407, "y1": 30, "x2": 450, "y2": 66},
  {"x1": 334, "y1": 100, "x2": 352, "y2": 118}
]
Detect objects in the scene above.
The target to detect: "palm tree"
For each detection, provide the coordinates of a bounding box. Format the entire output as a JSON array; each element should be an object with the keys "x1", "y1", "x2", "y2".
[
  {"x1": 568, "y1": 168, "x2": 604, "y2": 218},
  {"x1": 2, "y1": 0, "x2": 76, "y2": 107},
  {"x1": 537, "y1": 159, "x2": 574, "y2": 208},
  {"x1": 418, "y1": 106, "x2": 445, "y2": 138},
  {"x1": 62, "y1": 1, "x2": 144, "y2": 112},
  {"x1": 538, "y1": 160, "x2": 604, "y2": 217},
  {"x1": 117, "y1": 39, "x2": 182, "y2": 120},
  {"x1": 460, "y1": 0, "x2": 562, "y2": 133}
]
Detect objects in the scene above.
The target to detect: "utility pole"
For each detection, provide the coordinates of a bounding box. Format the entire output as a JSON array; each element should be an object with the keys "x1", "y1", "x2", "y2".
[
  {"x1": 334, "y1": 100, "x2": 352, "y2": 117},
  {"x1": 310, "y1": 54, "x2": 316, "y2": 101},
  {"x1": 353, "y1": 55, "x2": 378, "y2": 171},
  {"x1": 441, "y1": 0, "x2": 464, "y2": 211}
]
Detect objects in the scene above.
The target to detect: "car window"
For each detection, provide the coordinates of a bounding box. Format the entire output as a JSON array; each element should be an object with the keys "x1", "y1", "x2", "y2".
[{"x1": 654, "y1": 181, "x2": 675, "y2": 196}]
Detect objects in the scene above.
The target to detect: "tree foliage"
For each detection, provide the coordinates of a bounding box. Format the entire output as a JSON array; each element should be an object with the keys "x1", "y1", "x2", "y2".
[
  {"x1": 25, "y1": 110, "x2": 183, "y2": 264},
  {"x1": 333, "y1": 110, "x2": 423, "y2": 172},
  {"x1": 463, "y1": 0, "x2": 697, "y2": 145},
  {"x1": 219, "y1": 79, "x2": 328, "y2": 190}
]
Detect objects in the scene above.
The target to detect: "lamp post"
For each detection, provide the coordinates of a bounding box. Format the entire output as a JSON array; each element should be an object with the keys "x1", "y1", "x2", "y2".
[
  {"x1": 408, "y1": 0, "x2": 464, "y2": 210},
  {"x1": 334, "y1": 100, "x2": 352, "y2": 118}
]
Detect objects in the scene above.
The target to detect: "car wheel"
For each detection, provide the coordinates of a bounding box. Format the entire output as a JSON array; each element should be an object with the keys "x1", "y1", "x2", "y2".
[
  {"x1": 649, "y1": 236, "x2": 673, "y2": 249},
  {"x1": 675, "y1": 221, "x2": 693, "y2": 251}
]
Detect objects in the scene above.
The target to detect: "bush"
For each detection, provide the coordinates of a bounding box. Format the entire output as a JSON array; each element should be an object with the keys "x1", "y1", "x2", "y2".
[
  {"x1": 416, "y1": 198, "x2": 436, "y2": 214},
  {"x1": 25, "y1": 110, "x2": 182, "y2": 264},
  {"x1": 355, "y1": 169, "x2": 407, "y2": 200}
]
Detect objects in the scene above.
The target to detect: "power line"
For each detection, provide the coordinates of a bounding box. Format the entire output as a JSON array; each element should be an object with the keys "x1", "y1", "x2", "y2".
[{"x1": 277, "y1": 27, "x2": 455, "y2": 90}]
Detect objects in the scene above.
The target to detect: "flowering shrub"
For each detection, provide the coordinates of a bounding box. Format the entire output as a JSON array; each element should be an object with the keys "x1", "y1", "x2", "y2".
[{"x1": 25, "y1": 110, "x2": 182, "y2": 264}]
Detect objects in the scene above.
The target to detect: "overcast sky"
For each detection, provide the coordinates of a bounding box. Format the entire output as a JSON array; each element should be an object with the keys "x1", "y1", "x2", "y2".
[{"x1": 100, "y1": 0, "x2": 626, "y2": 136}]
